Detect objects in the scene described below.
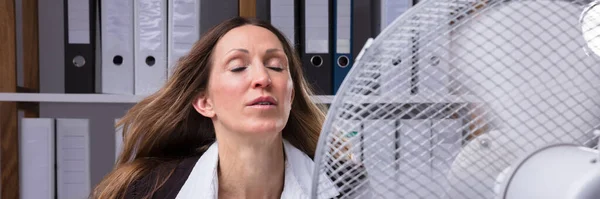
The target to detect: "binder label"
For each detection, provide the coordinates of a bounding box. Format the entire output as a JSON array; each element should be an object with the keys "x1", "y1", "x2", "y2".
[
  {"x1": 381, "y1": 0, "x2": 411, "y2": 31},
  {"x1": 336, "y1": 0, "x2": 351, "y2": 54},
  {"x1": 67, "y1": 0, "x2": 91, "y2": 44},
  {"x1": 139, "y1": 0, "x2": 167, "y2": 52},
  {"x1": 271, "y1": 0, "x2": 296, "y2": 44},
  {"x1": 305, "y1": 0, "x2": 329, "y2": 53},
  {"x1": 171, "y1": 0, "x2": 199, "y2": 59}
]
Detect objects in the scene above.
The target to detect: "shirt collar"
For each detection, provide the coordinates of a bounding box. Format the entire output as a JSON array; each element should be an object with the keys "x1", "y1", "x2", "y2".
[{"x1": 176, "y1": 139, "x2": 339, "y2": 199}]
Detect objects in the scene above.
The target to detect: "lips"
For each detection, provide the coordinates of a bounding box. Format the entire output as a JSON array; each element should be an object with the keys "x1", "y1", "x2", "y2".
[{"x1": 247, "y1": 96, "x2": 277, "y2": 106}]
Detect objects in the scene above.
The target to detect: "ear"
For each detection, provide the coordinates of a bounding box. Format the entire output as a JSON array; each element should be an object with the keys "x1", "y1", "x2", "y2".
[{"x1": 192, "y1": 93, "x2": 216, "y2": 118}]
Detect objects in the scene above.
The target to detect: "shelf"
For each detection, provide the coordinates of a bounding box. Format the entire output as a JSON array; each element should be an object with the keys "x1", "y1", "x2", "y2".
[{"x1": 0, "y1": 93, "x2": 335, "y2": 104}]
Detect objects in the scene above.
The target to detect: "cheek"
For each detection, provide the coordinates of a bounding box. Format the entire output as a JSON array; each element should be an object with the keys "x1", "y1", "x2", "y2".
[
  {"x1": 284, "y1": 79, "x2": 294, "y2": 108},
  {"x1": 209, "y1": 76, "x2": 247, "y2": 108}
]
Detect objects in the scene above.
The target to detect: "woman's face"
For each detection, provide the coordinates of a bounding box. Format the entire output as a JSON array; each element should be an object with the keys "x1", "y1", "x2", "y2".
[{"x1": 193, "y1": 25, "x2": 294, "y2": 138}]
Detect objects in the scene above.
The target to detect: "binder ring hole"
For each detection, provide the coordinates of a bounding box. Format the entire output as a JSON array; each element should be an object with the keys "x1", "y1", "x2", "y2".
[
  {"x1": 72, "y1": 55, "x2": 86, "y2": 67},
  {"x1": 392, "y1": 58, "x2": 401, "y2": 66},
  {"x1": 113, "y1": 55, "x2": 123, "y2": 66},
  {"x1": 146, "y1": 56, "x2": 156, "y2": 66},
  {"x1": 337, "y1": 56, "x2": 349, "y2": 68},
  {"x1": 310, "y1": 55, "x2": 323, "y2": 67},
  {"x1": 430, "y1": 55, "x2": 440, "y2": 66}
]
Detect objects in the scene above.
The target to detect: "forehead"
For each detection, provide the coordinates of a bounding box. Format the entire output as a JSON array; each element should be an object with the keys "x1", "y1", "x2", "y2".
[{"x1": 214, "y1": 25, "x2": 284, "y2": 54}]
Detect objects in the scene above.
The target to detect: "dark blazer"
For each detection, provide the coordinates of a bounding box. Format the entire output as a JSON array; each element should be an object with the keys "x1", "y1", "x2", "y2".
[
  {"x1": 122, "y1": 155, "x2": 364, "y2": 199},
  {"x1": 124, "y1": 155, "x2": 201, "y2": 199}
]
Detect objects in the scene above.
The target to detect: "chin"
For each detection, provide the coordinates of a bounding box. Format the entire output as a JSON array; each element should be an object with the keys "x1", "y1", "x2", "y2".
[{"x1": 243, "y1": 119, "x2": 286, "y2": 136}]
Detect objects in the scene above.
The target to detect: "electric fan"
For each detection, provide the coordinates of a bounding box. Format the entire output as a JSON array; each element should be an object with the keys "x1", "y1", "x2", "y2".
[{"x1": 311, "y1": 0, "x2": 600, "y2": 198}]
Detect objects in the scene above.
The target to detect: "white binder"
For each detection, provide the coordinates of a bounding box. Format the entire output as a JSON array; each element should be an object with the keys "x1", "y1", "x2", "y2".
[
  {"x1": 56, "y1": 118, "x2": 91, "y2": 199},
  {"x1": 379, "y1": 0, "x2": 413, "y2": 97},
  {"x1": 135, "y1": 0, "x2": 168, "y2": 95},
  {"x1": 101, "y1": 0, "x2": 134, "y2": 94},
  {"x1": 399, "y1": 119, "x2": 432, "y2": 198},
  {"x1": 19, "y1": 118, "x2": 55, "y2": 199},
  {"x1": 362, "y1": 119, "x2": 401, "y2": 198},
  {"x1": 379, "y1": 30, "x2": 412, "y2": 97},
  {"x1": 380, "y1": 0, "x2": 412, "y2": 31},
  {"x1": 270, "y1": 0, "x2": 296, "y2": 45},
  {"x1": 417, "y1": 1, "x2": 452, "y2": 97},
  {"x1": 168, "y1": 0, "x2": 200, "y2": 78},
  {"x1": 430, "y1": 118, "x2": 463, "y2": 197}
]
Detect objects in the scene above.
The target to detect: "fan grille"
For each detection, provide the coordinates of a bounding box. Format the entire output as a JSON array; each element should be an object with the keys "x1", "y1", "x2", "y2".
[{"x1": 313, "y1": 0, "x2": 600, "y2": 198}]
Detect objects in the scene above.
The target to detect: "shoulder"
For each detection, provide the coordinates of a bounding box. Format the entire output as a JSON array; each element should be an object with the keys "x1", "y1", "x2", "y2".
[{"x1": 124, "y1": 155, "x2": 201, "y2": 199}]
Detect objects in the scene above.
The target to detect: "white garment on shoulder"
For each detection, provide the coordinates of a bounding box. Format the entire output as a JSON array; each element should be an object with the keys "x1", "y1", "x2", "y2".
[{"x1": 176, "y1": 139, "x2": 339, "y2": 199}]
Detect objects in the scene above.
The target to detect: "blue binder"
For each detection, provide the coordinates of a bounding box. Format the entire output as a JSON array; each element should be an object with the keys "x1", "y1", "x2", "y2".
[{"x1": 333, "y1": 0, "x2": 353, "y2": 94}]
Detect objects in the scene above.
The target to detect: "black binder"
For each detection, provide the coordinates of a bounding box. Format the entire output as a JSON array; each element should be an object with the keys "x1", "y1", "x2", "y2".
[
  {"x1": 64, "y1": 0, "x2": 97, "y2": 93},
  {"x1": 299, "y1": 0, "x2": 334, "y2": 95},
  {"x1": 200, "y1": 0, "x2": 240, "y2": 36}
]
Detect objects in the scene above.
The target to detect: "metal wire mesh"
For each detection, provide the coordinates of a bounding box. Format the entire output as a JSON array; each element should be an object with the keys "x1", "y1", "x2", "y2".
[{"x1": 312, "y1": 0, "x2": 600, "y2": 198}]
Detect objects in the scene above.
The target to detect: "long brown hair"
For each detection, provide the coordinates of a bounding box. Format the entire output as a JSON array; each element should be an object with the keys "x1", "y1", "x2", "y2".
[{"x1": 91, "y1": 17, "x2": 327, "y2": 199}]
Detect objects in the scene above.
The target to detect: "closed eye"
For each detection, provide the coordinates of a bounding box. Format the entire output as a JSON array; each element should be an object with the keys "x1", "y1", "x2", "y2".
[
  {"x1": 268, "y1": 67, "x2": 284, "y2": 72},
  {"x1": 265, "y1": 57, "x2": 286, "y2": 72},
  {"x1": 231, "y1": 66, "x2": 247, "y2": 72}
]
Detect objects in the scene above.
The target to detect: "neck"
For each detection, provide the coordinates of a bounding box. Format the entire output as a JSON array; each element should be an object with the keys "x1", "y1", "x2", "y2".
[{"x1": 216, "y1": 133, "x2": 286, "y2": 199}]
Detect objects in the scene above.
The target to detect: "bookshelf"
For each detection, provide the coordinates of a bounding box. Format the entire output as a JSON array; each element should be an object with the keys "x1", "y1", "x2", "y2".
[{"x1": 1, "y1": 0, "x2": 38, "y2": 198}]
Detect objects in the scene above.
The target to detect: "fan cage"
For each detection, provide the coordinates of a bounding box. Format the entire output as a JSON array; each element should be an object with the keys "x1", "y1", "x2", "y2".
[{"x1": 313, "y1": 0, "x2": 600, "y2": 198}]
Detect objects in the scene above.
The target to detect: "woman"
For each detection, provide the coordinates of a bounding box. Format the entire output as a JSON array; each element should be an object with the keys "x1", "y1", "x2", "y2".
[{"x1": 91, "y1": 17, "x2": 339, "y2": 198}]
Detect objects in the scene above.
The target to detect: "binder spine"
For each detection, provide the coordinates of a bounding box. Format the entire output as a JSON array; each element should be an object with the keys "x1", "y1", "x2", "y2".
[
  {"x1": 101, "y1": 0, "x2": 134, "y2": 94},
  {"x1": 200, "y1": 0, "x2": 240, "y2": 36},
  {"x1": 270, "y1": 0, "x2": 296, "y2": 47},
  {"x1": 417, "y1": 3, "x2": 451, "y2": 97},
  {"x1": 64, "y1": 0, "x2": 97, "y2": 93},
  {"x1": 333, "y1": 0, "x2": 353, "y2": 94},
  {"x1": 20, "y1": 118, "x2": 56, "y2": 199},
  {"x1": 301, "y1": 0, "x2": 333, "y2": 95},
  {"x1": 168, "y1": 0, "x2": 200, "y2": 79},
  {"x1": 134, "y1": 0, "x2": 168, "y2": 95},
  {"x1": 56, "y1": 118, "x2": 91, "y2": 199}
]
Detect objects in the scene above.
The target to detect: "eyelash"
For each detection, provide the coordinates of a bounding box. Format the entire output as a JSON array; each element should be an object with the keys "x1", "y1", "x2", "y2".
[
  {"x1": 230, "y1": 60, "x2": 285, "y2": 72},
  {"x1": 231, "y1": 66, "x2": 283, "y2": 72}
]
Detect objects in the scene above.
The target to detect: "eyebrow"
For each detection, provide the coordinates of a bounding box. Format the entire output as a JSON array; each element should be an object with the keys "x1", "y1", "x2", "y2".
[
  {"x1": 265, "y1": 48, "x2": 283, "y2": 53},
  {"x1": 225, "y1": 48, "x2": 250, "y2": 55},
  {"x1": 225, "y1": 48, "x2": 283, "y2": 55}
]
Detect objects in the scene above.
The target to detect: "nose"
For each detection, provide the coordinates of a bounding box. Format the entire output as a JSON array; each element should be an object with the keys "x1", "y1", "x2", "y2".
[{"x1": 251, "y1": 64, "x2": 272, "y2": 89}]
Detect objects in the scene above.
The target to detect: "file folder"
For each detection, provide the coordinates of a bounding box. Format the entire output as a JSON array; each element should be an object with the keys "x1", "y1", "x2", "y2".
[
  {"x1": 351, "y1": 0, "x2": 375, "y2": 61},
  {"x1": 375, "y1": 0, "x2": 413, "y2": 35},
  {"x1": 56, "y1": 118, "x2": 91, "y2": 199},
  {"x1": 64, "y1": 0, "x2": 97, "y2": 93},
  {"x1": 168, "y1": 0, "x2": 200, "y2": 78},
  {"x1": 375, "y1": 0, "x2": 415, "y2": 96},
  {"x1": 362, "y1": 119, "x2": 401, "y2": 199},
  {"x1": 417, "y1": 10, "x2": 452, "y2": 97},
  {"x1": 333, "y1": 0, "x2": 353, "y2": 94},
  {"x1": 379, "y1": 31, "x2": 413, "y2": 96},
  {"x1": 270, "y1": 0, "x2": 297, "y2": 46},
  {"x1": 430, "y1": 119, "x2": 463, "y2": 197},
  {"x1": 20, "y1": 118, "x2": 55, "y2": 199},
  {"x1": 134, "y1": 0, "x2": 168, "y2": 96},
  {"x1": 200, "y1": 0, "x2": 239, "y2": 36},
  {"x1": 300, "y1": 0, "x2": 333, "y2": 95},
  {"x1": 101, "y1": 0, "x2": 134, "y2": 94},
  {"x1": 399, "y1": 119, "x2": 432, "y2": 197},
  {"x1": 256, "y1": 0, "x2": 270, "y2": 22}
]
